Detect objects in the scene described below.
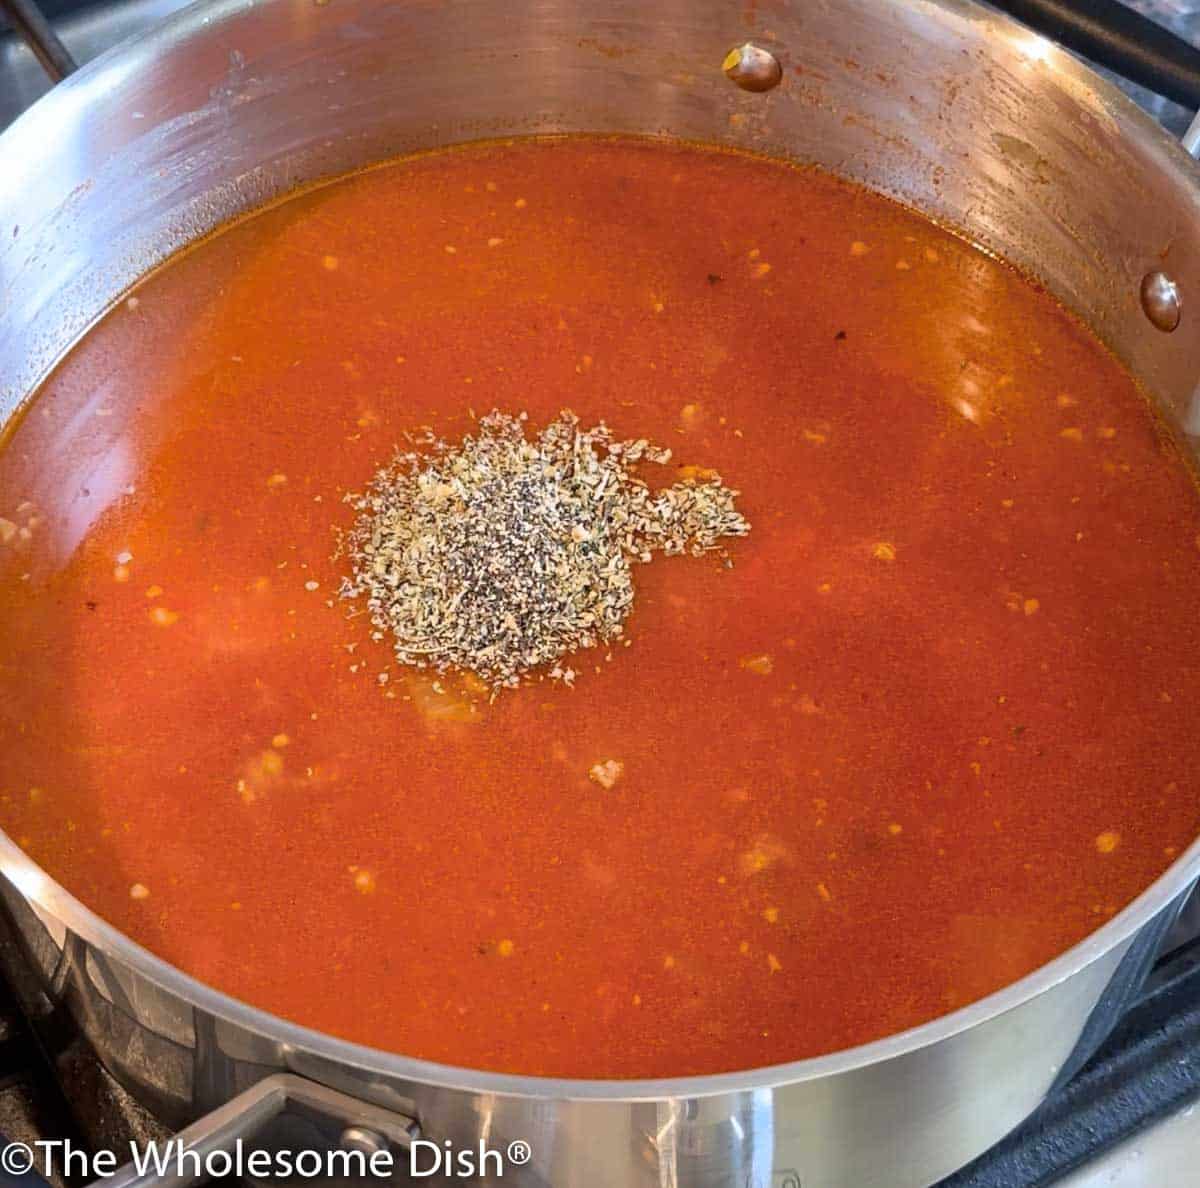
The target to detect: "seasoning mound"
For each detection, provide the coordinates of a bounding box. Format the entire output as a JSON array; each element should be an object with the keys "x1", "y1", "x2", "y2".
[{"x1": 341, "y1": 410, "x2": 749, "y2": 690}]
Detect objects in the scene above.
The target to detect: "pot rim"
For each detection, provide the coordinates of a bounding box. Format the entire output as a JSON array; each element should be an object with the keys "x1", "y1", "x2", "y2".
[{"x1": 2, "y1": 0, "x2": 1200, "y2": 1104}]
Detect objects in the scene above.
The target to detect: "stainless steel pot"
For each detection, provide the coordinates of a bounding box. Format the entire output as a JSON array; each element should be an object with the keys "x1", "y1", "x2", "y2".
[{"x1": 2, "y1": 2, "x2": 1200, "y2": 1185}]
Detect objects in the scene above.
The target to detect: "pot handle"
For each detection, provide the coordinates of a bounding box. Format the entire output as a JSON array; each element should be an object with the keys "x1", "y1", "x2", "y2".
[
  {"x1": 92, "y1": 1073, "x2": 419, "y2": 1188},
  {"x1": 987, "y1": 0, "x2": 1200, "y2": 112}
]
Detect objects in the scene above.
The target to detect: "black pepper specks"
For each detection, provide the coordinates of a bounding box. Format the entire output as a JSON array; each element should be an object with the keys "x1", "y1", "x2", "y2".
[{"x1": 340, "y1": 410, "x2": 749, "y2": 692}]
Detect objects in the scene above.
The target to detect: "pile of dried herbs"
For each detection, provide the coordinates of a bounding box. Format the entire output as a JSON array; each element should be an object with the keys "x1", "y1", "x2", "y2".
[{"x1": 340, "y1": 410, "x2": 749, "y2": 691}]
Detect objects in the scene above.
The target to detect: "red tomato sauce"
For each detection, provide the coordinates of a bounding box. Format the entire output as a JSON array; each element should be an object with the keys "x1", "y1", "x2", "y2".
[{"x1": 1, "y1": 137, "x2": 1199, "y2": 1078}]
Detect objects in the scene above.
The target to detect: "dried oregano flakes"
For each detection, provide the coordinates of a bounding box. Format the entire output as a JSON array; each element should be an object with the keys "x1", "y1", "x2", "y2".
[{"x1": 340, "y1": 410, "x2": 749, "y2": 691}]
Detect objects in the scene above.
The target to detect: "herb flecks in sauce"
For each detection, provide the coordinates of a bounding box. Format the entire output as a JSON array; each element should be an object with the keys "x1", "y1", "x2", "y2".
[{"x1": 341, "y1": 409, "x2": 749, "y2": 690}]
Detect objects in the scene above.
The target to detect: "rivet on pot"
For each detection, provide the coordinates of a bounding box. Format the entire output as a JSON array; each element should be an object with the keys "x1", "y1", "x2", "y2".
[
  {"x1": 1140, "y1": 271, "x2": 1182, "y2": 333},
  {"x1": 722, "y1": 44, "x2": 782, "y2": 93},
  {"x1": 340, "y1": 1126, "x2": 389, "y2": 1157}
]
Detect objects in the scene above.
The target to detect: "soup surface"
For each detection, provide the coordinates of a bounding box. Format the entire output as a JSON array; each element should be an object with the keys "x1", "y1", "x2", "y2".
[{"x1": 2, "y1": 138, "x2": 1199, "y2": 1079}]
